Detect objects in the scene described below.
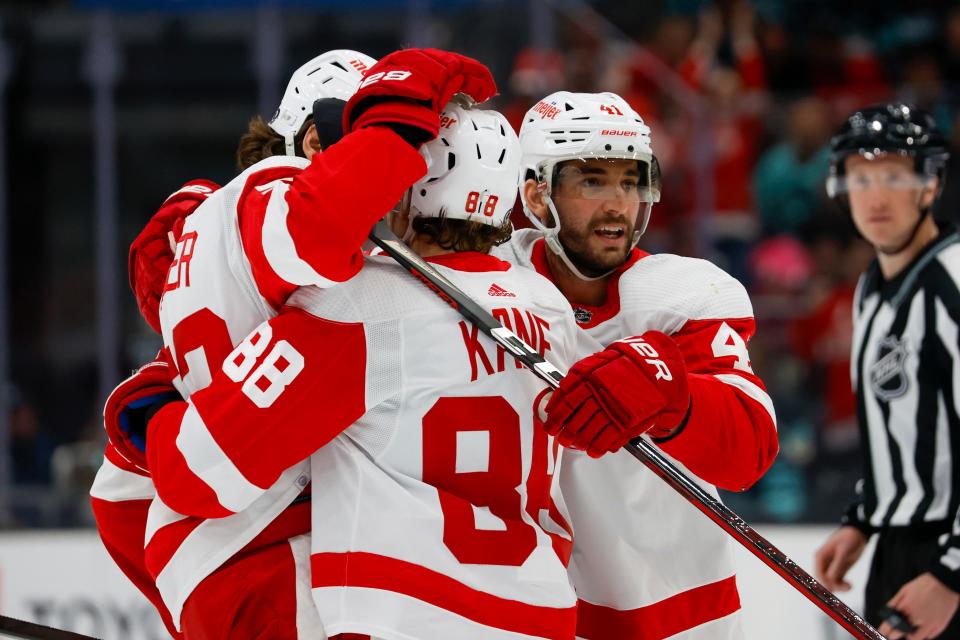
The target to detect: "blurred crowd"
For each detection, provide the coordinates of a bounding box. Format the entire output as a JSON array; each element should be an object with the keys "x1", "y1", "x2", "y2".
[
  {"x1": 512, "y1": 0, "x2": 960, "y2": 522},
  {"x1": 5, "y1": 0, "x2": 960, "y2": 527}
]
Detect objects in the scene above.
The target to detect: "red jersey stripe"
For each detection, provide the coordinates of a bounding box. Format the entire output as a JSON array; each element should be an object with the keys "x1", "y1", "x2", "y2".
[
  {"x1": 311, "y1": 551, "x2": 577, "y2": 639},
  {"x1": 145, "y1": 515, "x2": 206, "y2": 579},
  {"x1": 575, "y1": 575, "x2": 741, "y2": 639}
]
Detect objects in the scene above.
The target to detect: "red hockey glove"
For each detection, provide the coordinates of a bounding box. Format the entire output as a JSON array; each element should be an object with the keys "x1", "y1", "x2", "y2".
[
  {"x1": 103, "y1": 350, "x2": 182, "y2": 473},
  {"x1": 545, "y1": 331, "x2": 691, "y2": 458},
  {"x1": 129, "y1": 180, "x2": 219, "y2": 334},
  {"x1": 343, "y1": 48, "x2": 497, "y2": 145}
]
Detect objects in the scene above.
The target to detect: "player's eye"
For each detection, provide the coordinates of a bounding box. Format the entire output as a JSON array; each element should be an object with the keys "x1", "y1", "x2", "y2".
[{"x1": 885, "y1": 172, "x2": 914, "y2": 189}]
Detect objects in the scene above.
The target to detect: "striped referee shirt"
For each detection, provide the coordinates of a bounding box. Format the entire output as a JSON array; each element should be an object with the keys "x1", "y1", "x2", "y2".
[{"x1": 843, "y1": 225, "x2": 960, "y2": 590}]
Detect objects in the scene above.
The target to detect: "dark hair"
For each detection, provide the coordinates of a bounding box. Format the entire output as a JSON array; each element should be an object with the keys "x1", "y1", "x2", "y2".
[
  {"x1": 411, "y1": 213, "x2": 512, "y2": 253},
  {"x1": 235, "y1": 115, "x2": 312, "y2": 170}
]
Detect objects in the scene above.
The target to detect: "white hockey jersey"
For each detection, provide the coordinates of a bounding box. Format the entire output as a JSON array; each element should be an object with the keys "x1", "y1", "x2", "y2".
[
  {"x1": 145, "y1": 154, "x2": 314, "y2": 627},
  {"x1": 494, "y1": 229, "x2": 779, "y2": 640},
  {"x1": 148, "y1": 252, "x2": 596, "y2": 640},
  {"x1": 92, "y1": 126, "x2": 428, "y2": 631}
]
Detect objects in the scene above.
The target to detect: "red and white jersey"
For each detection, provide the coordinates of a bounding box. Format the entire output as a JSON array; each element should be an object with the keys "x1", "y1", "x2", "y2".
[
  {"x1": 494, "y1": 229, "x2": 779, "y2": 640},
  {"x1": 94, "y1": 126, "x2": 428, "y2": 631},
  {"x1": 152, "y1": 130, "x2": 425, "y2": 627},
  {"x1": 90, "y1": 443, "x2": 183, "y2": 639},
  {"x1": 147, "y1": 252, "x2": 594, "y2": 640},
  {"x1": 144, "y1": 156, "x2": 316, "y2": 629}
]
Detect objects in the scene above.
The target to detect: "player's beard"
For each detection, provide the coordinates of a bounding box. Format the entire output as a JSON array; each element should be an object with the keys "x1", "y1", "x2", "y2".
[{"x1": 558, "y1": 214, "x2": 635, "y2": 278}]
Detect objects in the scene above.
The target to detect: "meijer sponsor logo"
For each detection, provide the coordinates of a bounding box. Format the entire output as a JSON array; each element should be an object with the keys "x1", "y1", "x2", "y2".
[{"x1": 531, "y1": 101, "x2": 560, "y2": 120}]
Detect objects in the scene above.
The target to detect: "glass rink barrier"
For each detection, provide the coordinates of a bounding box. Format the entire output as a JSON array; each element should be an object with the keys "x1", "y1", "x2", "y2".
[{"x1": 0, "y1": 526, "x2": 872, "y2": 640}]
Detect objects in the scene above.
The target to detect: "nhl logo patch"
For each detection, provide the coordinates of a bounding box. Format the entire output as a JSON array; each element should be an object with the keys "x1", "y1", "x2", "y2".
[
  {"x1": 870, "y1": 336, "x2": 910, "y2": 401},
  {"x1": 574, "y1": 307, "x2": 593, "y2": 324}
]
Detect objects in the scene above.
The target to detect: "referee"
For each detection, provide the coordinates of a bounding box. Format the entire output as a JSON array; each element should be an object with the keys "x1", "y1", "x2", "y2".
[{"x1": 814, "y1": 103, "x2": 959, "y2": 639}]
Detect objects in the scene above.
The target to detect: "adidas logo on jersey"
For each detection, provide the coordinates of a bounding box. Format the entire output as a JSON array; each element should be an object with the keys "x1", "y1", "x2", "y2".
[{"x1": 488, "y1": 283, "x2": 516, "y2": 297}]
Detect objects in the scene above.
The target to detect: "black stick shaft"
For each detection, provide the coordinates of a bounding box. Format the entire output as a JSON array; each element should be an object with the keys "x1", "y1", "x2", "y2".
[
  {"x1": 369, "y1": 223, "x2": 883, "y2": 640},
  {"x1": 0, "y1": 615, "x2": 98, "y2": 640}
]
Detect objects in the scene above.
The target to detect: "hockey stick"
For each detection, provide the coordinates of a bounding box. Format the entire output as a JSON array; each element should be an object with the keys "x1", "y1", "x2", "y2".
[
  {"x1": 369, "y1": 221, "x2": 883, "y2": 640},
  {"x1": 0, "y1": 615, "x2": 98, "y2": 640}
]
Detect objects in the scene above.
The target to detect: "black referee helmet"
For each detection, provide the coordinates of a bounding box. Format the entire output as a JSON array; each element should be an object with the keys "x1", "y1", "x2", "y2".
[{"x1": 827, "y1": 103, "x2": 950, "y2": 212}]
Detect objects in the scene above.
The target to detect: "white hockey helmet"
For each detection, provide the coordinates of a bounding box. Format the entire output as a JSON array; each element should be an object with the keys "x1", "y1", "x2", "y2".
[
  {"x1": 410, "y1": 100, "x2": 521, "y2": 229},
  {"x1": 268, "y1": 49, "x2": 376, "y2": 156},
  {"x1": 519, "y1": 91, "x2": 661, "y2": 280}
]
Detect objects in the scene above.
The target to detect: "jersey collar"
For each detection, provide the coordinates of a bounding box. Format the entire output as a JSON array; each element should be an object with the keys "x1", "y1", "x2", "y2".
[
  {"x1": 424, "y1": 251, "x2": 512, "y2": 272},
  {"x1": 530, "y1": 237, "x2": 647, "y2": 328},
  {"x1": 862, "y1": 223, "x2": 960, "y2": 308}
]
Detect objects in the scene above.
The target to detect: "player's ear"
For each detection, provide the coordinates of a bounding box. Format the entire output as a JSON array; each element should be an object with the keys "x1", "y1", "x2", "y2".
[
  {"x1": 921, "y1": 176, "x2": 940, "y2": 210},
  {"x1": 388, "y1": 207, "x2": 410, "y2": 238},
  {"x1": 523, "y1": 179, "x2": 549, "y2": 224},
  {"x1": 301, "y1": 123, "x2": 322, "y2": 158},
  {"x1": 387, "y1": 189, "x2": 412, "y2": 238}
]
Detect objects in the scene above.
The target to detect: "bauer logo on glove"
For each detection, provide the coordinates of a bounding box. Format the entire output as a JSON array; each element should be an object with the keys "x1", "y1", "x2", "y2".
[
  {"x1": 544, "y1": 330, "x2": 691, "y2": 458},
  {"x1": 621, "y1": 336, "x2": 673, "y2": 381}
]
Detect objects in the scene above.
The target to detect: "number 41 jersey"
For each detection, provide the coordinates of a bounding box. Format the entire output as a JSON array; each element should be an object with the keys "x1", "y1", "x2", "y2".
[{"x1": 495, "y1": 229, "x2": 778, "y2": 640}]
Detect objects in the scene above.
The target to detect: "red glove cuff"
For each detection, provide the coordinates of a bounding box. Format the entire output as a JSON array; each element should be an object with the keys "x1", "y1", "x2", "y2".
[
  {"x1": 128, "y1": 179, "x2": 219, "y2": 334},
  {"x1": 103, "y1": 358, "x2": 176, "y2": 472},
  {"x1": 349, "y1": 99, "x2": 439, "y2": 140}
]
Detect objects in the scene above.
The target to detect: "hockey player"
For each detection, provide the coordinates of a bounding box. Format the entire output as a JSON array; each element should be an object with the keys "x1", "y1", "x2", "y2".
[
  {"x1": 493, "y1": 91, "x2": 779, "y2": 639},
  {"x1": 814, "y1": 104, "x2": 959, "y2": 639},
  {"x1": 142, "y1": 100, "x2": 628, "y2": 639},
  {"x1": 92, "y1": 47, "x2": 498, "y2": 638},
  {"x1": 111, "y1": 84, "x2": 773, "y2": 639},
  {"x1": 91, "y1": 48, "x2": 379, "y2": 639}
]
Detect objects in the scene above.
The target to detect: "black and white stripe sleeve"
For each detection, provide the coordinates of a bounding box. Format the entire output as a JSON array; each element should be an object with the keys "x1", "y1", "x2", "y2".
[{"x1": 840, "y1": 479, "x2": 876, "y2": 537}]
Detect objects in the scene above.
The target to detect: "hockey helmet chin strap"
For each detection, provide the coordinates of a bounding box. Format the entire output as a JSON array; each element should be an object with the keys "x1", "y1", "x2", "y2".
[
  {"x1": 876, "y1": 208, "x2": 925, "y2": 256},
  {"x1": 876, "y1": 186, "x2": 936, "y2": 256},
  {"x1": 527, "y1": 186, "x2": 649, "y2": 282},
  {"x1": 838, "y1": 159, "x2": 940, "y2": 256}
]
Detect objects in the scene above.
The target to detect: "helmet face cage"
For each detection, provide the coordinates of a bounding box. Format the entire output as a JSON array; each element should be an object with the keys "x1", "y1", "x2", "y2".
[
  {"x1": 410, "y1": 102, "x2": 522, "y2": 230},
  {"x1": 826, "y1": 103, "x2": 950, "y2": 206},
  {"x1": 269, "y1": 49, "x2": 376, "y2": 156},
  {"x1": 518, "y1": 91, "x2": 661, "y2": 280}
]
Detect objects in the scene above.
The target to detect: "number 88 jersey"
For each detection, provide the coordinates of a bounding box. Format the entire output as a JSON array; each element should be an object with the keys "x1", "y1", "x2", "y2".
[
  {"x1": 297, "y1": 255, "x2": 589, "y2": 640},
  {"x1": 147, "y1": 155, "x2": 321, "y2": 626},
  {"x1": 149, "y1": 252, "x2": 595, "y2": 640},
  {"x1": 148, "y1": 129, "x2": 427, "y2": 627}
]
